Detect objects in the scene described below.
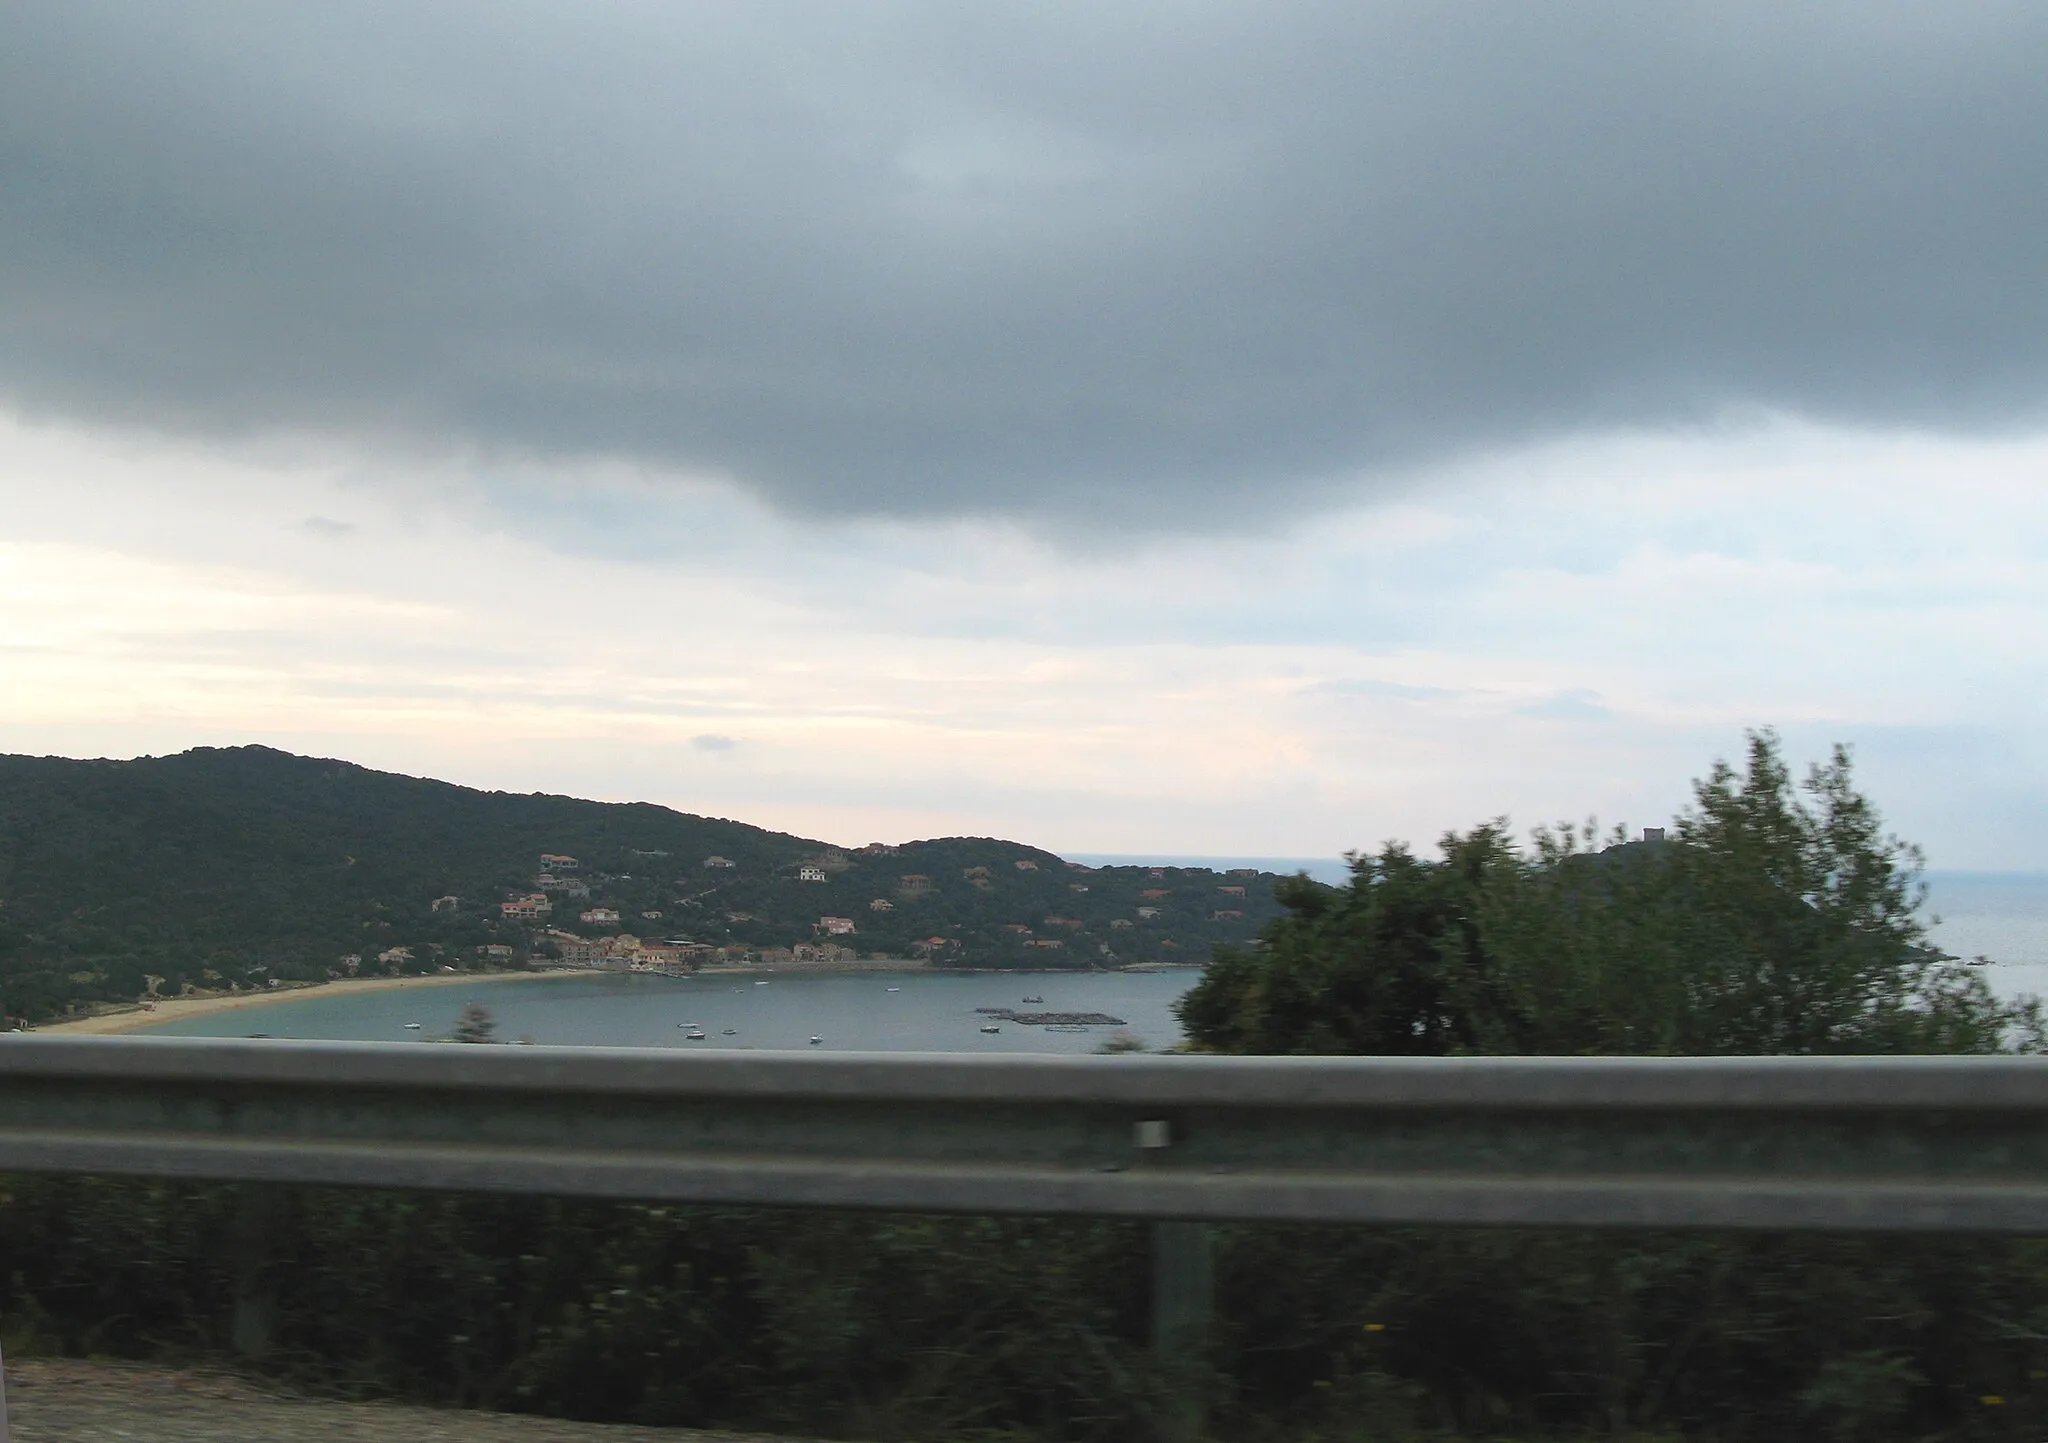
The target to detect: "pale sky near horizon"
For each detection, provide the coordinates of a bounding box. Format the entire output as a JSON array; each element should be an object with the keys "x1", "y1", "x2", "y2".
[{"x1": 3, "y1": 4, "x2": 2046, "y2": 867}]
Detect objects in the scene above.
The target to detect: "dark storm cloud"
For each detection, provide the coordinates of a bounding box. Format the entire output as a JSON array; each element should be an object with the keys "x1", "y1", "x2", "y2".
[{"x1": 4, "y1": 3, "x2": 2047, "y2": 521}]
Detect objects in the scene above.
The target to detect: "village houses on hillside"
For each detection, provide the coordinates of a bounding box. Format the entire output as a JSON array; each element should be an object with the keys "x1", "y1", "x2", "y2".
[
  {"x1": 543, "y1": 929, "x2": 721, "y2": 971},
  {"x1": 473, "y1": 843, "x2": 1271, "y2": 977}
]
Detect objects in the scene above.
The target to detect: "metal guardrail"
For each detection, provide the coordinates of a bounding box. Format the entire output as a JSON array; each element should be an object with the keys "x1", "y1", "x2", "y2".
[
  {"x1": 7, "y1": 1037, "x2": 2048, "y2": 1440},
  {"x1": 2, "y1": 1036, "x2": 2048, "y2": 1230}
]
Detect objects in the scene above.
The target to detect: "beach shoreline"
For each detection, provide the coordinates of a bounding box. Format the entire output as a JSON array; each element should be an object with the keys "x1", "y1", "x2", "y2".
[
  {"x1": 36, "y1": 971, "x2": 551, "y2": 1035},
  {"x1": 34, "y1": 959, "x2": 936, "y2": 1035},
  {"x1": 29, "y1": 957, "x2": 1188, "y2": 1036}
]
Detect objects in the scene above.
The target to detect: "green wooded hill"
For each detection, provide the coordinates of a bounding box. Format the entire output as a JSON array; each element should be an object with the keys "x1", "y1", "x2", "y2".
[{"x1": 0, "y1": 747, "x2": 1282, "y2": 1021}]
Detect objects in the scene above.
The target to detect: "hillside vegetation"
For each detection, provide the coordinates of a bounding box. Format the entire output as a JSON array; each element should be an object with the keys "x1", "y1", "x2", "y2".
[{"x1": 0, "y1": 746, "x2": 1281, "y2": 1022}]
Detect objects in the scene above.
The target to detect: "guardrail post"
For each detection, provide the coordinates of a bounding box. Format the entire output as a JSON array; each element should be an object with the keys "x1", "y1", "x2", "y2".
[
  {"x1": 230, "y1": 1184, "x2": 281, "y2": 1358},
  {"x1": 1151, "y1": 1219, "x2": 1212, "y2": 1442}
]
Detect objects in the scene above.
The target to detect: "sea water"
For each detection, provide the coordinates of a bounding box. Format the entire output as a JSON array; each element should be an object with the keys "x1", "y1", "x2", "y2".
[
  {"x1": 131, "y1": 873, "x2": 2048, "y2": 1049},
  {"x1": 1926, "y1": 872, "x2": 2048, "y2": 998},
  {"x1": 136, "y1": 968, "x2": 1200, "y2": 1052}
]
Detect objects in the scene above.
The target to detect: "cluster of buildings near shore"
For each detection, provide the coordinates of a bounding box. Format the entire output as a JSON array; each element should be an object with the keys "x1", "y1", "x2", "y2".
[
  {"x1": 536, "y1": 929, "x2": 863, "y2": 970},
  {"x1": 348, "y1": 847, "x2": 1268, "y2": 981}
]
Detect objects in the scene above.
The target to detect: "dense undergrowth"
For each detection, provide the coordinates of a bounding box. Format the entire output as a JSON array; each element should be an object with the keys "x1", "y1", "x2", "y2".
[{"x1": 4, "y1": 1182, "x2": 2048, "y2": 1441}]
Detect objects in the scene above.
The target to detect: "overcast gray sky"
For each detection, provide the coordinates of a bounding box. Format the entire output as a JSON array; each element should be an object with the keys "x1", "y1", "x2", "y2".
[
  {"x1": 6, "y1": 2, "x2": 2048, "y2": 521},
  {"x1": 3, "y1": 4, "x2": 2047, "y2": 877}
]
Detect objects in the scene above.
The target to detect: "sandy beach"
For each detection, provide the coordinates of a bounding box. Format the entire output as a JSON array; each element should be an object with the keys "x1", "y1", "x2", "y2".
[
  {"x1": 34, "y1": 961, "x2": 937, "y2": 1035},
  {"x1": 37, "y1": 970, "x2": 548, "y2": 1035}
]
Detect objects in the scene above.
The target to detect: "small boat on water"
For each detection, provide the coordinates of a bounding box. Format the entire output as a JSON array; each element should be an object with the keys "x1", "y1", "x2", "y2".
[
  {"x1": 886, "y1": 987, "x2": 901, "y2": 992},
  {"x1": 721, "y1": 1028, "x2": 737, "y2": 1036},
  {"x1": 755, "y1": 980, "x2": 770, "y2": 986},
  {"x1": 403, "y1": 1022, "x2": 423, "y2": 1030},
  {"x1": 1022, "y1": 996, "x2": 1044, "y2": 1004},
  {"x1": 678, "y1": 1021, "x2": 698, "y2": 1029},
  {"x1": 684, "y1": 1028, "x2": 707, "y2": 1041},
  {"x1": 980, "y1": 1024, "x2": 1002, "y2": 1034},
  {"x1": 809, "y1": 1035, "x2": 823, "y2": 1045}
]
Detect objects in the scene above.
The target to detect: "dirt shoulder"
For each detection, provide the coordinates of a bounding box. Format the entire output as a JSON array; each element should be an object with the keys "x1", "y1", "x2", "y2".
[{"x1": 1, "y1": 1358, "x2": 836, "y2": 1443}]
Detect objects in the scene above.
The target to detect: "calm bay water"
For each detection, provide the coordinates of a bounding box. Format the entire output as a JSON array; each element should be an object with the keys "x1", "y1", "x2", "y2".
[
  {"x1": 131, "y1": 872, "x2": 2048, "y2": 1049},
  {"x1": 1926, "y1": 872, "x2": 2048, "y2": 998},
  {"x1": 138, "y1": 968, "x2": 1200, "y2": 1052}
]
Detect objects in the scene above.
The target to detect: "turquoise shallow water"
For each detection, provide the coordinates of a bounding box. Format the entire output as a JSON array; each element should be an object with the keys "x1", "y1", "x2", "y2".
[{"x1": 136, "y1": 968, "x2": 1201, "y2": 1052}]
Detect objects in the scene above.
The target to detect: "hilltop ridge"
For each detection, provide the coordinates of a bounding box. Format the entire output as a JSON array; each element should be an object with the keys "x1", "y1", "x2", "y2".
[{"x1": 0, "y1": 746, "x2": 1283, "y2": 1022}]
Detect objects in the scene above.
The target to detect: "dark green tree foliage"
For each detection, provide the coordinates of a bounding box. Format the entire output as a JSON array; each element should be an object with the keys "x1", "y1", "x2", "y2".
[
  {"x1": 1167, "y1": 733, "x2": 2048, "y2": 1439},
  {"x1": 451, "y1": 1003, "x2": 497, "y2": 1044},
  {"x1": 1181, "y1": 732, "x2": 2034, "y2": 1057},
  {"x1": 1178, "y1": 833, "x2": 1510, "y2": 1057},
  {"x1": 7, "y1": 1181, "x2": 2048, "y2": 1441},
  {"x1": 0, "y1": 1180, "x2": 1163, "y2": 1442}
]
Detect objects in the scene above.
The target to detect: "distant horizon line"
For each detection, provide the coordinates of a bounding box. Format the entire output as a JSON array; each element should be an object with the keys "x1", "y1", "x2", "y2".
[{"x1": 1059, "y1": 854, "x2": 2048, "y2": 886}]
